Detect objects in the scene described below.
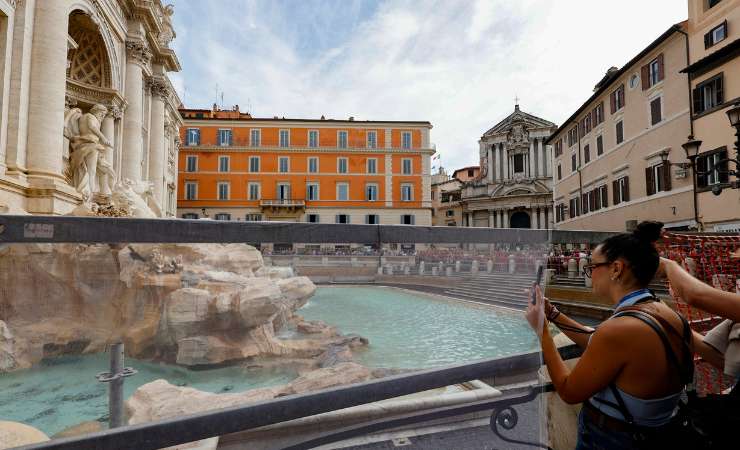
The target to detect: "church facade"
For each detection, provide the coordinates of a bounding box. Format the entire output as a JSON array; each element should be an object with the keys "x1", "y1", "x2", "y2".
[
  {"x1": 0, "y1": 0, "x2": 182, "y2": 216},
  {"x1": 461, "y1": 104, "x2": 557, "y2": 229}
]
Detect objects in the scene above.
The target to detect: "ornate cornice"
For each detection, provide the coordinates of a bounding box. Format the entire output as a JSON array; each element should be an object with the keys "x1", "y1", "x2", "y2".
[
  {"x1": 146, "y1": 78, "x2": 170, "y2": 100},
  {"x1": 125, "y1": 40, "x2": 152, "y2": 67}
]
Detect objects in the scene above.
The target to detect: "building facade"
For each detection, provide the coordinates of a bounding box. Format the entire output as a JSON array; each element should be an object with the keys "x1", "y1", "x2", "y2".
[
  {"x1": 683, "y1": 0, "x2": 740, "y2": 231},
  {"x1": 177, "y1": 105, "x2": 434, "y2": 227},
  {"x1": 461, "y1": 105, "x2": 556, "y2": 229},
  {"x1": 550, "y1": 24, "x2": 696, "y2": 231},
  {"x1": 0, "y1": 0, "x2": 182, "y2": 216},
  {"x1": 430, "y1": 166, "x2": 479, "y2": 227}
]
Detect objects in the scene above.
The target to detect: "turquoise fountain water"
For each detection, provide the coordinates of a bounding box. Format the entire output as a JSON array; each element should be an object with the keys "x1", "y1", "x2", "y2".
[{"x1": 0, "y1": 286, "x2": 538, "y2": 436}]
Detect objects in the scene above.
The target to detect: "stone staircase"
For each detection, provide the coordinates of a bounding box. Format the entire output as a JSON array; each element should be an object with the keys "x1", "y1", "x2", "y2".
[
  {"x1": 551, "y1": 274, "x2": 670, "y2": 296},
  {"x1": 441, "y1": 271, "x2": 539, "y2": 310}
]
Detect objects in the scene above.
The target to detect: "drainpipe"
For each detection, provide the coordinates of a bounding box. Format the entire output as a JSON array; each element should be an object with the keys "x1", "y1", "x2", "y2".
[{"x1": 676, "y1": 26, "x2": 700, "y2": 229}]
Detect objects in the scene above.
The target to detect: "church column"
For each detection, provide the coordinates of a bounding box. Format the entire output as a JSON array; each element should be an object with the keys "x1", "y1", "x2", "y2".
[
  {"x1": 545, "y1": 142, "x2": 552, "y2": 177},
  {"x1": 148, "y1": 78, "x2": 169, "y2": 210},
  {"x1": 529, "y1": 139, "x2": 535, "y2": 178},
  {"x1": 489, "y1": 210, "x2": 495, "y2": 228},
  {"x1": 534, "y1": 138, "x2": 540, "y2": 177},
  {"x1": 539, "y1": 207, "x2": 546, "y2": 229},
  {"x1": 497, "y1": 144, "x2": 503, "y2": 180},
  {"x1": 503, "y1": 209, "x2": 509, "y2": 228},
  {"x1": 540, "y1": 139, "x2": 546, "y2": 178},
  {"x1": 489, "y1": 145, "x2": 496, "y2": 182},
  {"x1": 502, "y1": 145, "x2": 509, "y2": 180},
  {"x1": 25, "y1": 1, "x2": 69, "y2": 183},
  {"x1": 121, "y1": 40, "x2": 151, "y2": 182}
]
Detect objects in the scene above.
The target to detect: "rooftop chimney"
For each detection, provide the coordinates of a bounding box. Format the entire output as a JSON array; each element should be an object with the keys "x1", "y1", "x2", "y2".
[{"x1": 349, "y1": 116, "x2": 354, "y2": 121}]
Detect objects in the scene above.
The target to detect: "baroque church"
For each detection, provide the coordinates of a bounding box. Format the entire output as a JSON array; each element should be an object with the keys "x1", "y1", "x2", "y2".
[
  {"x1": 461, "y1": 104, "x2": 557, "y2": 229},
  {"x1": 0, "y1": 0, "x2": 182, "y2": 217}
]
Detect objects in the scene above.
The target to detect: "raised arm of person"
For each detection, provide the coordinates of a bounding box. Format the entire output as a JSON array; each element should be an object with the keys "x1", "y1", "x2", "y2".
[
  {"x1": 692, "y1": 329, "x2": 724, "y2": 371},
  {"x1": 661, "y1": 257, "x2": 740, "y2": 323},
  {"x1": 543, "y1": 297, "x2": 594, "y2": 349}
]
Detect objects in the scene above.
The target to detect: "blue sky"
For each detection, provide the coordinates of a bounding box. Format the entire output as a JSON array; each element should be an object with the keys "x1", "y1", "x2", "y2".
[{"x1": 169, "y1": 0, "x2": 687, "y2": 171}]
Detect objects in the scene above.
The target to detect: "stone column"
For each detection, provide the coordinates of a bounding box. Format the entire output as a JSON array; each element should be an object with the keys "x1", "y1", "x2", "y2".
[
  {"x1": 489, "y1": 145, "x2": 495, "y2": 182},
  {"x1": 148, "y1": 78, "x2": 169, "y2": 209},
  {"x1": 25, "y1": 1, "x2": 69, "y2": 183},
  {"x1": 545, "y1": 143, "x2": 552, "y2": 177},
  {"x1": 489, "y1": 210, "x2": 495, "y2": 228},
  {"x1": 503, "y1": 209, "x2": 509, "y2": 228},
  {"x1": 539, "y1": 208, "x2": 546, "y2": 230},
  {"x1": 502, "y1": 145, "x2": 509, "y2": 181},
  {"x1": 121, "y1": 40, "x2": 151, "y2": 182},
  {"x1": 540, "y1": 139, "x2": 547, "y2": 178},
  {"x1": 529, "y1": 140, "x2": 535, "y2": 177}
]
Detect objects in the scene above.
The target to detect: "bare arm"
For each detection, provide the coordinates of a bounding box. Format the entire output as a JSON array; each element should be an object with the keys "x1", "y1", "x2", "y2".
[
  {"x1": 546, "y1": 303, "x2": 594, "y2": 349},
  {"x1": 692, "y1": 330, "x2": 724, "y2": 370},
  {"x1": 662, "y1": 258, "x2": 740, "y2": 323}
]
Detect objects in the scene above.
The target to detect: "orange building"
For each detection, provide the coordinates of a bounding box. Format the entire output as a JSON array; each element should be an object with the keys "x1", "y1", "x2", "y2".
[{"x1": 177, "y1": 105, "x2": 434, "y2": 228}]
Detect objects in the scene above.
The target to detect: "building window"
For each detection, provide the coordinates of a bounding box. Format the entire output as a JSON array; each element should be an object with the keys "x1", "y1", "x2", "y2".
[
  {"x1": 277, "y1": 183, "x2": 291, "y2": 200},
  {"x1": 468, "y1": 169, "x2": 475, "y2": 177},
  {"x1": 248, "y1": 182, "x2": 260, "y2": 200},
  {"x1": 597, "y1": 185, "x2": 608, "y2": 209},
  {"x1": 187, "y1": 128, "x2": 200, "y2": 146},
  {"x1": 185, "y1": 182, "x2": 197, "y2": 200},
  {"x1": 708, "y1": 0, "x2": 722, "y2": 8},
  {"x1": 308, "y1": 130, "x2": 319, "y2": 148},
  {"x1": 693, "y1": 74, "x2": 724, "y2": 114},
  {"x1": 569, "y1": 197, "x2": 581, "y2": 218},
  {"x1": 218, "y1": 129, "x2": 232, "y2": 146},
  {"x1": 367, "y1": 158, "x2": 377, "y2": 174},
  {"x1": 279, "y1": 156, "x2": 290, "y2": 173},
  {"x1": 557, "y1": 164, "x2": 562, "y2": 180},
  {"x1": 215, "y1": 213, "x2": 231, "y2": 221},
  {"x1": 366, "y1": 184, "x2": 378, "y2": 201},
  {"x1": 338, "y1": 131, "x2": 348, "y2": 149},
  {"x1": 367, "y1": 130, "x2": 377, "y2": 149},
  {"x1": 610, "y1": 84, "x2": 625, "y2": 113},
  {"x1": 186, "y1": 155, "x2": 197, "y2": 172},
  {"x1": 402, "y1": 132, "x2": 412, "y2": 149},
  {"x1": 306, "y1": 183, "x2": 319, "y2": 201},
  {"x1": 650, "y1": 97, "x2": 662, "y2": 125},
  {"x1": 616, "y1": 120, "x2": 624, "y2": 145},
  {"x1": 697, "y1": 148, "x2": 729, "y2": 188},
  {"x1": 335, "y1": 214, "x2": 349, "y2": 224},
  {"x1": 217, "y1": 182, "x2": 230, "y2": 200},
  {"x1": 571, "y1": 153, "x2": 577, "y2": 172},
  {"x1": 337, "y1": 157, "x2": 348, "y2": 173},
  {"x1": 278, "y1": 129, "x2": 290, "y2": 147},
  {"x1": 646, "y1": 163, "x2": 671, "y2": 195},
  {"x1": 182, "y1": 213, "x2": 199, "y2": 219},
  {"x1": 705, "y1": 21, "x2": 727, "y2": 48},
  {"x1": 596, "y1": 135, "x2": 604, "y2": 156},
  {"x1": 401, "y1": 184, "x2": 413, "y2": 201},
  {"x1": 308, "y1": 157, "x2": 319, "y2": 173},
  {"x1": 568, "y1": 127, "x2": 578, "y2": 147},
  {"x1": 643, "y1": 55, "x2": 663, "y2": 89},
  {"x1": 336, "y1": 183, "x2": 349, "y2": 201},
  {"x1": 554, "y1": 139, "x2": 563, "y2": 157},
  {"x1": 401, "y1": 214, "x2": 415, "y2": 225},
  {"x1": 218, "y1": 155, "x2": 230, "y2": 172},
  {"x1": 245, "y1": 214, "x2": 262, "y2": 222},
  {"x1": 613, "y1": 176, "x2": 630, "y2": 205},
  {"x1": 584, "y1": 144, "x2": 591, "y2": 164},
  {"x1": 366, "y1": 214, "x2": 379, "y2": 224},
  {"x1": 306, "y1": 214, "x2": 320, "y2": 223},
  {"x1": 250, "y1": 129, "x2": 261, "y2": 147},
  {"x1": 402, "y1": 158, "x2": 412, "y2": 174},
  {"x1": 445, "y1": 210, "x2": 454, "y2": 217},
  {"x1": 249, "y1": 156, "x2": 260, "y2": 172},
  {"x1": 514, "y1": 154, "x2": 524, "y2": 173},
  {"x1": 593, "y1": 102, "x2": 604, "y2": 125}
]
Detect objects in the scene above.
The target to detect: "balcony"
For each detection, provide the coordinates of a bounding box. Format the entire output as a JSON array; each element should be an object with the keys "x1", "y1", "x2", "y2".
[{"x1": 259, "y1": 198, "x2": 306, "y2": 218}]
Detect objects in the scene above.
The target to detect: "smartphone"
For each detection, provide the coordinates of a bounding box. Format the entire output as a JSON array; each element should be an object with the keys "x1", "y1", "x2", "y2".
[{"x1": 532, "y1": 265, "x2": 544, "y2": 305}]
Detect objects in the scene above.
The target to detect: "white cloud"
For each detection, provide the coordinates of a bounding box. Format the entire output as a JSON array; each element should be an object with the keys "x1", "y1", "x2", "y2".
[{"x1": 170, "y1": 0, "x2": 687, "y2": 172}]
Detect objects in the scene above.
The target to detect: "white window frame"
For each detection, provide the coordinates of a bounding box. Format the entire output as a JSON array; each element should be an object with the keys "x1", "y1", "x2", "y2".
[
  {"x1": 249, "y1": 156, "x2": 260, "y2": 172},
  {"x1": 336, "y1": 182, "x2": 349, "y2": 201},
  {"x1": 617, "y1": 176, "x2": 628, "y2": 203},
  {"x1": 279, "y1": 129, "x2": 290, "y2": 148},
  {"x1": 649, "y1": 58, "x2": 660, "y2": 87},
  {"x1": 308, "y1": 130, "x2": 319, "y2": 148},
  {"x1": 401, "y1": 131, "x2": 412, "y2": 149},
  {"x1": 401, "y1": 183, "x2": 413, "y2": 201},
  {"x1": 308, "y1": 156, "x2": 319, "y2": 173},
  {"x1": 218, "y1": 155, "x2": 230, "y2": 172},
  {"x1": 185, "y1": 182, "x2": 197, "y2": 200},
  {"x1": 367, "y1": 158, "x2": 377, "y2": 174},
  {"x1": 248, "y1": 182, "x2": 261, "y2": 200},
  {"x1": 217, "y1": 182, "x2": 230, "y2": 200},
  {"x1": 337, "y1": 130, "x2": 348, "y2": 149},
  {"x1": 277, "y1": 182, "x2": 291, "y2": 200},
  {"x1": 337, "y1": 157, "x2": 348, "y2": 174},
  {"x1": 218, "y1": 129, "x2": 232, "y2": 147},
  {"x1": 187, "y1": 128, "x2": 200, "y2": 146},
  {"x1": 250, "y1": 129, "x2": 261, "y2": 147},
  {"x1": 306, "y1": 182, "x2": 320, "y2": 201},
  {"x1": 279, "y1": 156, "x2": 290, "y2": 173},
  {"x1": 401, "y1": 158, "x2": 412, "y2": 175},
  {"x1": 215, "y1": 213, "x2": 231, "y2": 221},
  {"x1": 186, "y1": 155, "x2": 198, "y2": 172},
  {"x1": 366, "y1": 183, "x2": 378, "y2": 201},
  {"x1": 367, "y1": 130, "x2": 377, "y2": 149},
  {"x1": 245, "y1": 213, "x2": 263, "y2": 222}
]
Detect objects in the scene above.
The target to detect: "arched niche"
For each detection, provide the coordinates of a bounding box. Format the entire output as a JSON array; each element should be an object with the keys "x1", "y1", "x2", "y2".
[{"x1": 67, "y1": 10, "x2": 112, "y2": 89}]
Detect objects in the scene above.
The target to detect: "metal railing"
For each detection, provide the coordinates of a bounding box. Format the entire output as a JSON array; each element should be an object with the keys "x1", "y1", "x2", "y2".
[{"x1": 259, "y1": 198, "x2": 307, "y2": 207}]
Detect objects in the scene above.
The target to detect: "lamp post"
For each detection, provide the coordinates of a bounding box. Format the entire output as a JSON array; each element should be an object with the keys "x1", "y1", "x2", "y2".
[
  {"x1": 681, "y1": 137, "x2": 702, "y2": 231},
  {"x1": 704, "y1": 102, "x2": 740, "y2": 196}
]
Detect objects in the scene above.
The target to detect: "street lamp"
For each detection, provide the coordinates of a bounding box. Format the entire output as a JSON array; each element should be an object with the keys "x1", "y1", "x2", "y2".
[
  {"x1": 706, "y1": 102, "x2": 740, "y2": 196},
  {"x1": 682, "y1": 137, "x2": 702, "y2": 231}
]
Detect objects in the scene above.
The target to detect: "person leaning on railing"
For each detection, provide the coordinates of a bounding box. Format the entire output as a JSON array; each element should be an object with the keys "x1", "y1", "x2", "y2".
[{"x1": 525, "y1": 221, "x2": 695, "y2": 450}]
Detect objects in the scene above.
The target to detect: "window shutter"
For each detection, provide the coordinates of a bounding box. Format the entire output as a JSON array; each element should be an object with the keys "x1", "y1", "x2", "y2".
[
  {"x1": 335, "y1": 215, "x2": 340, "y2": 224},
  {"x1": 229, "y1": 132, "x2": 233, "y2": 146},
  {"x1": 618, "y1": 85, "x2": 625, "y2": 108},
  {"x1": 411, "y1": 215, "x2": 415, "y2": 225},
  {"x1": 601, "y1": 185, "x2": 608, "y2": 208},
  {"x1": 623, "y1": 176, "x2": 630, "y2": 201},
  {"x1": 651, "y1": 99, "x2": 661, "y2": 125},
  {"x1": 715, "y1": 76, "x2": 724, "y2": 105},
  {"x1": 696, "y1": 156, "x2": 708, "y2": 187},
  {"x1": 196, "y1": 130, "x2": 201, "y2": 145},
  {"x1": 693, "y1": 87, "x2": 703, "y2": 114},
  {"x1": 719, "y1": 151, "x2": 730, "y2": 183},
  {"x1": 646, "y1": 167, "x2": 655, "y2": 195},
  {"x1": 590, "y1": 191, "x2": 597, "y2": 211},
  {"x1": 657, "y1": 54, "x2": 665, "y2": 82},
  {"x1": 569, "y1": 199, "x2": 575, "y2": 218},
  {"x1": 641, "y1": 64, "x2": 650, "y2": 90},
  {"x1": 662, "y1": 163, "x2": 672, "y2": 191},
  {"x1": 704, "y1": 31, "x2": 712, "y2": 49},
  {"x1": 610, "y1": 91, "x2": 616, "y2": 114},
  {"x1": 613, "y1": 180, "x2": 619, "y2": 204}
]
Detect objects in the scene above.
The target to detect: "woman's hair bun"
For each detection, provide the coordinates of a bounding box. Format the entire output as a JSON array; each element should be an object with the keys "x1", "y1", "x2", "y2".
[{"x1": 633, "y1": 220, "x2": 663, "y2": 244}]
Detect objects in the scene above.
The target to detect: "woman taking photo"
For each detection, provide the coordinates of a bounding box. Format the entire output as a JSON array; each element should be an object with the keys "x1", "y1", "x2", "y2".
[{"x1": 526, "y1": 221, "x2": 693, "y2": 449}]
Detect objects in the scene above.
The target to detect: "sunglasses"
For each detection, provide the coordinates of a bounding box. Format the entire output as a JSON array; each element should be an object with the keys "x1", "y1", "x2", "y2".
[{"x1": 583, "y1": 262, "x2": 610, "y2": 278}]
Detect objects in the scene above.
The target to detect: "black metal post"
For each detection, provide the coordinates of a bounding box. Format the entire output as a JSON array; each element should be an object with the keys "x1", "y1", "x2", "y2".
[{"x1": 687, "y1": 155, "x2": 701, "y2": 231}]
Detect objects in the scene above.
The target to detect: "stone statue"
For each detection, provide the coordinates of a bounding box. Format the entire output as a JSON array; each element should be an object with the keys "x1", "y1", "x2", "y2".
[{"x1": 63, "y1": 104, "x2": 116, "y2": 203}]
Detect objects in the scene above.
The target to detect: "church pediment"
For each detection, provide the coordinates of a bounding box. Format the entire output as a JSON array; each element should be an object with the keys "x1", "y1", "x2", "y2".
[{"x1": 481, "y1": 105, "x2": 556, "y2": 138}]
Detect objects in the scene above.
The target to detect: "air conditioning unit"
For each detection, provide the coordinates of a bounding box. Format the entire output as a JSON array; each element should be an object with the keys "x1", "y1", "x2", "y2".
[{"x1": 625, "y1": 220, "x2": 638, "y2": 231}]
